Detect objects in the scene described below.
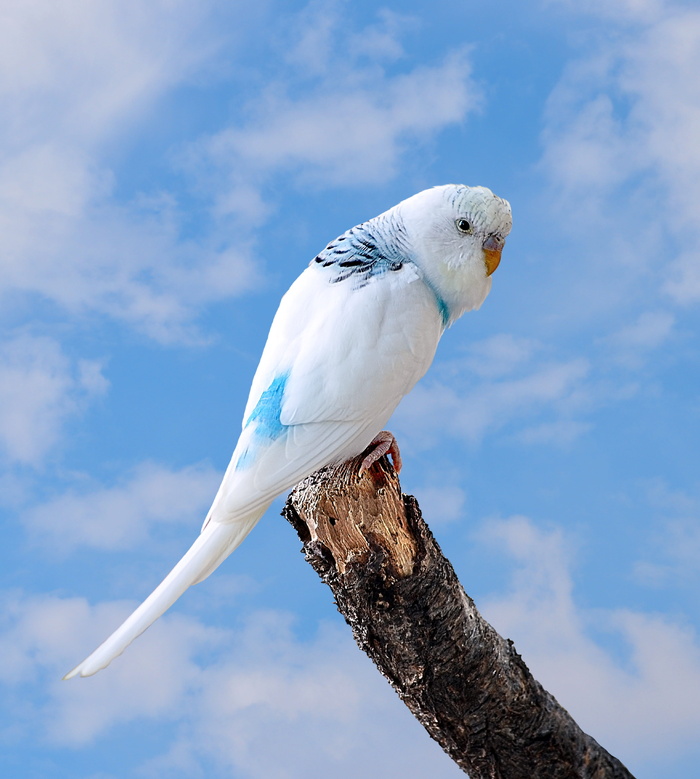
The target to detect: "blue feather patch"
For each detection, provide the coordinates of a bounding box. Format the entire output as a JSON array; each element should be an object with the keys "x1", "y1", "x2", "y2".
[
  {"x1": 245, "y1": 374, "x2": 288, "y2": 438},
  {"x1": 236, "y1": 373, "x2": 289, "y2": 468}
]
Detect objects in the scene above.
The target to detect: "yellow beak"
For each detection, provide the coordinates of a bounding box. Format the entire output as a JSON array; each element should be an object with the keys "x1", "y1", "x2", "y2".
[{"x1": 483, "y1": 235, "x2": 505, "y2": 276}]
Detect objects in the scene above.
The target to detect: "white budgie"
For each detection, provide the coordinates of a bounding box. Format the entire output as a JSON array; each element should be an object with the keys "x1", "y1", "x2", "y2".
[{"x1": 64, "y1": 184, "x2": 512, "y2": 679}]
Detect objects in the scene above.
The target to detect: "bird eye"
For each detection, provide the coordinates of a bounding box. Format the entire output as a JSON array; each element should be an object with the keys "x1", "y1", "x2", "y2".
[{"x1": 455, "y1": 218, "x2": 472, "y2": 234}]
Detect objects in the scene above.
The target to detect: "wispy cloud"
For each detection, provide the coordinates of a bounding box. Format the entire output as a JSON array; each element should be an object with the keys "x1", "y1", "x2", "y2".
[
  {"x1": 24, "y1": 461, "x2": 222, "y2": 554},
  {"x1": 190, "y1": 5, "x2": 481, "y2": 215},
  {"x1": 412, "y1": 471, "x2": 468, "y2": 526},
  {"x1": 395, "y1": 335, "x2": 591, "y2": 449},
  {"x1": 633, "y1": 480, "x2": 700, "y2": 588},
  {"x1": 0, "y1": 0, "x2": 226, "y2": 146},
  {"x1": 204, "y1": 51, "x2": 477, "y2": 187},
  {"x1": 0, "y1": 179, "x2": 259, "y2": 342},
  {"x1": 0, "y1": 2, "x2": 481, "y2": 342},
  {"x1": 0, "y1": 593, "x2": 463, "y2": 777},
  {"x1": 540, "y1": 1, "x2": 700, "y2": 307},
  {"x1": 0, "y1": 591, "x2": 225, "y2": 744},
  {"x1": 5, "y1": 515, "x2": 699, "y2": 775},
  {"x1": 600, "y1": 310, "x2": 675, "y2": 369},
  {"x1": 476, "y1": 515, "x2": 700, "y2": 765},
  {"x1": 0, "y1": 0, "x2": 260, "y2": 341},
  {"x1": 0, "y1": 335, "x2": 107, "y2": 465}
]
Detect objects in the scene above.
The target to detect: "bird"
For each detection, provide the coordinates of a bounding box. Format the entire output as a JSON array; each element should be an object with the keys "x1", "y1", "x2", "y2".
[{"x1": 64, "y1": 183, "x2": 512, "y2": 679}]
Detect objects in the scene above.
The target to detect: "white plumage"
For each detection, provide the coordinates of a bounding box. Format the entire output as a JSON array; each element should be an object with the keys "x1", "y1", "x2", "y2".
[{"x1": 64, "y1": 184, "x2": 512, "y2": 678}]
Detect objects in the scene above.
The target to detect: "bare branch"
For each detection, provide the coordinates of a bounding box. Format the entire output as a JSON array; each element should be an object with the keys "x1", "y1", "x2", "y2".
[{"x1": 282, "y1": 454, "x2": 635, "y2": 779}]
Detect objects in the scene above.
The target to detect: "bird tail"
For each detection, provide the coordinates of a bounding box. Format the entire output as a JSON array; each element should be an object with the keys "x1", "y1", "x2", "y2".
[{"x1": 63, "y1": 510, "x2": 264, "y2": 679}]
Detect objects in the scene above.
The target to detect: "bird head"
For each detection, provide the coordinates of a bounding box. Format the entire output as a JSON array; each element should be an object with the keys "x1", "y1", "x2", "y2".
[{"x1": 396, "y1": 184, "x2": 512, "y2": 324}]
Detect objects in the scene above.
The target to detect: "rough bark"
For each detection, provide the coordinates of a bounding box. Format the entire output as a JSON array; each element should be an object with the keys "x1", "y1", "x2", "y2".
[{"x1": 282, "y1": 453, "x2": 635, "y2": 779}]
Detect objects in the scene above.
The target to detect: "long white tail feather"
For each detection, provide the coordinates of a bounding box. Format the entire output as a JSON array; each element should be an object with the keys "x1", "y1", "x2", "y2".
[{"x1": 63, "y1": 510, "x2": 264, "y2": 679}]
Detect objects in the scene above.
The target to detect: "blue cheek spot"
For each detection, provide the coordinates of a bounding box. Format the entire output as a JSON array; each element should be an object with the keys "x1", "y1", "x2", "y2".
[
  {"x1": 434, "y1": 292, "x2": 451, "y2": 328},
  {"x1": 420, "y1": 278, "x2": 451, "y2": 327},
  {"x1": 236, "y1": 374, "x2": 289, "y2": 468}
]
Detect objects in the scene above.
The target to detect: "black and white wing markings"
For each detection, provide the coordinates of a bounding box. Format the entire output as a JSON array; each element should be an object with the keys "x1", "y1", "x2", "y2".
[{"x1": 312, "y1": 219, "x2": 408, "y2": 288}]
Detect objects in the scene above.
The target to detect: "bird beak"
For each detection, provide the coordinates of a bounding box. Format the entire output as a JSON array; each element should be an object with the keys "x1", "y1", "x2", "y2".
[{"x1": 482, "y1": 235, "x2": 505, "y2": 276}]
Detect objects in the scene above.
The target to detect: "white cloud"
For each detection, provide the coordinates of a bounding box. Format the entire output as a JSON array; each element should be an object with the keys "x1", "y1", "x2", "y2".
[
  {"x1": 607, "y1": 310, "x2": 675, "y2": 351},
  {"x1": 396, "y1": 337, "x2": 590, "y2": 448},
  {"x1": 193, "y1": 6, "x2": 480, "y2": 209},
  {"x1": 540, "y1": 1, "x2": 700, "y2": 307},
  {"x1": 283, "y1": 5, "x2": 411, "y2": 74},
  {"x1": 0, "y1": 591, "x2": 225, "y2": 744},
  {"x1": 5, "y1": 515, "x2": 699, "y2": 775},
  {"x1": 516, "y1": 419, "x2": 591, "y2": 445},
  {"x1": 208, "y1": 51, "x2": 477, "y2": 186},
  {"x1": 666, "y1": 250, "x2": 700, "y2": 305},
  {"x1": 176, "y1": 612, "x2": 456, "y2": 779},
  {"x1": 412, "y1": 478, "x2": 467, "y2": 526},
  {"x1": 633, "y1": 480, "x2": 700, "y2": 587},
  {"x1": 0, "y1": 181, "x2": 259, "y2": 342},
  {"x1": 0, "y1": 134, "x2": 259, "y2": 343},
  {"x1": 396, "y1": 315, "x2": 671, "y2": 454},
  {"x1": 0, "y1": 0, "x2": 224, "y2": 147},
  {"x1": 550, "y1": 0, "x2": 665, "y2": 23},
  {"x1": 0, "y1": 591, "x2": 463, "y2": 777},
  {"x1": 459, "y1": 334, "x2": 541, "y2": 379},
  {"x1": 0, "y1": 2, "x2": 479, "y2": 340},
  {"x1": 24, "y1": 461, "x2": 222, "y2": 554},
  {"x1": 542, "y1": 89, "x2": 635, "y2": 196},
  {"x1": 0, "y1": 1, "x2": 261, "y2": 341},
  {"x1": 601, "y1": 310, "x2": 675, "y2": 368},
  {"x1": 615, "y1": 8, "x2": 700, "y2": 231},
  {"x1": 633, "y1": 518, "x2": 700, "y2": 587},
  {"x1": 0, "y1": 334, "x2": 107, "y2": 465},
  {"x1": 476, "y1": 516, "x2": 700, "y2": 764}
]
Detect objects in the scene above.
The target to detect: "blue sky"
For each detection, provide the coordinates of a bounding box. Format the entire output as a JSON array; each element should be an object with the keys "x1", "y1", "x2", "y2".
[{"x1": 1, "y1": 0, "x2": 699, "y2": 777}]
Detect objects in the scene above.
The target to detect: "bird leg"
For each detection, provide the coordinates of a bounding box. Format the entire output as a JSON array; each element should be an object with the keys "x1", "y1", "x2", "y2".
[{"x1": 360, "y1": 430, "x2": 402, "y2": 474}]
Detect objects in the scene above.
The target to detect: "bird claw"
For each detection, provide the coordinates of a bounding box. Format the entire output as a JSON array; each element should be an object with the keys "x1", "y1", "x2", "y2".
[{"x1": 359, "y1": 431, "x2": 402, "y2": 474}]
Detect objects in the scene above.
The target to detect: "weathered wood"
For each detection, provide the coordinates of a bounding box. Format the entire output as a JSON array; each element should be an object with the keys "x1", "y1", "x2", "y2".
[{"x1": 282, "y1": 453, "x2": 635, "y2": 779}]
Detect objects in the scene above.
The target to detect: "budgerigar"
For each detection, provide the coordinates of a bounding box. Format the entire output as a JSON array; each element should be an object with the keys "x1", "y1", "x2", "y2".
[{"x1": 65, "y1": 184, "x2": 512, "y2": 679}]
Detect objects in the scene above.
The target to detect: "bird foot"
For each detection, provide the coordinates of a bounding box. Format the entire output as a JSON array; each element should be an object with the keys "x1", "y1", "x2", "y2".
[{"x1": 360, "y1": 431, "x2": 402, "y2": 474}]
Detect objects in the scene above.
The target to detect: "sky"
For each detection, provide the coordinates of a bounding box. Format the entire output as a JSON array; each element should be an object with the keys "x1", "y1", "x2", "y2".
[{"x1": 1, "y1": 0, "x2": 699, "y2": 777}]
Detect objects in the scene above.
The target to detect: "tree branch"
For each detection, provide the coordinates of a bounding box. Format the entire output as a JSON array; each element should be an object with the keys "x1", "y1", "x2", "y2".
[{"x1": 282, "y1": 454, "x2": 635, "y2": 779}]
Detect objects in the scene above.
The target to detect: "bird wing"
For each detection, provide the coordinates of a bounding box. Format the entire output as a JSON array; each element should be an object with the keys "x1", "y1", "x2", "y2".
[
  {"x1": 252, "y1": 260, "x2": 442, "y2": 424},
  {"x1": 205, "y1": 260, "x2": 444, "y2": 527}
]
